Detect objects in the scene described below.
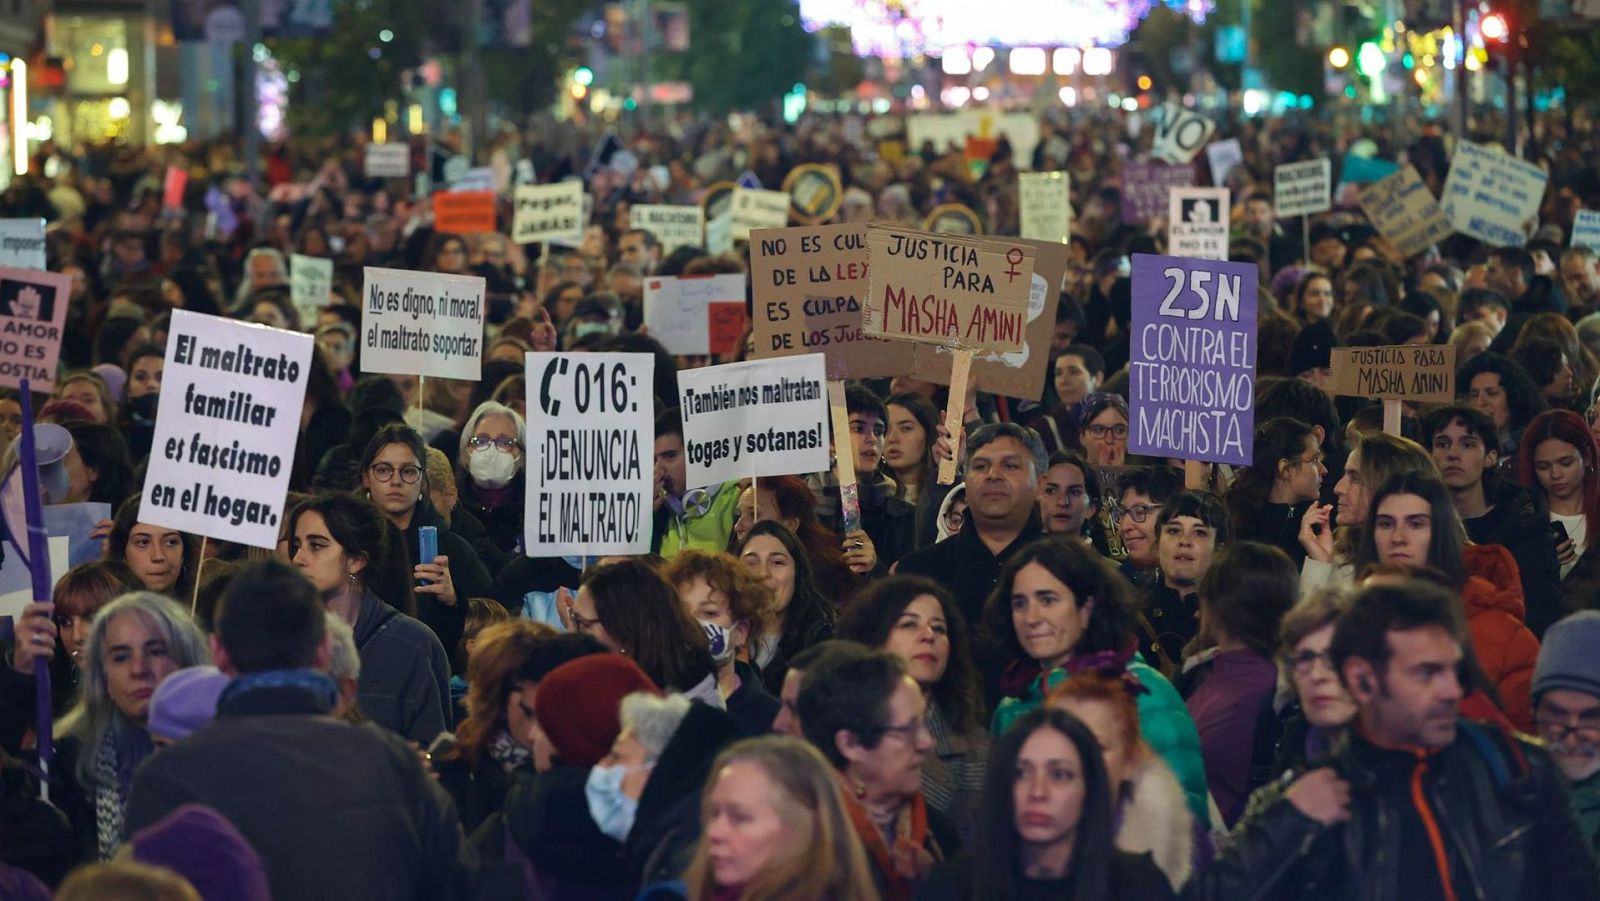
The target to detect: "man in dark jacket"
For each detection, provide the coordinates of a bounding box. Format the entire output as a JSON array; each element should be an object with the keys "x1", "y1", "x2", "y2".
[
  {"x1": 1196, "y1": 580, "x2": 1600, "y2": 901},
  {"x1": 126, "y1": 560, "x2": 480, "y2": 901}
]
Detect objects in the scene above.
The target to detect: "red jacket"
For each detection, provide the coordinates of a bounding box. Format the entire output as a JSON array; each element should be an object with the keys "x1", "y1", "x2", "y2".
[{"x1": 1462, "y1": 544, "x2": 1541, "y2": 731}]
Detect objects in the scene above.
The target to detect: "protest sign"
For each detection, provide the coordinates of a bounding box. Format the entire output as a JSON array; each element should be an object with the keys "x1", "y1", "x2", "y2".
[
  {"x1": 549, "y1": 192, "x2": 594, "y2": 249},
  {"x1": 449, "y1": 167, "x2": 496, "y2": 193},
  {"x1": 1151, "y1": 104, "x2": 1217, "y2": 165},
  {"x1": 730, "y1": 188, "x2": 791, "y2": 241},
  {"x1": 644, "y1": 273, "x2": 748, "y2": 357},
  {"x1": 433, "y1": 191, "x2": 497, "y2": 234},
  {"x1": 1440, "y1": 141, "x2": 1547, "y2": 247},
  {"x1": 1329, "y1": 344, "x2": 1456, "y2": 405},
  {"x1": 361, "y1": 267, "x2": 486, "y2": 381},
  {"x1": 163, "y1": 167, "x2": 187, "y2": 210},
  {"x1": 0, "y1": 535, "x2": 66, "y2": 621},
  {"x1": 924, "y1": 203, "x2": 984, "y2": 235},
  {"x1": 1128, "y1": 254, "x2": 1258, "y2": 466},
  {"x1": 365, "y1": 143, "x2": 410, "y2": 178},
  {"x1": 1122, "y1": 162, "x2": 1196, "y2": 223},
  {"x1": 0, "y1": 266, "x2": 71, "y2": 393},
  {"x1": 512, "y1": 182, "x2": 585, "y2": 244},
  {"x1": 631, "y1": 205, "x2": 705, "y2": 254},
  {"x1": 1574, "y1": 210, "x2": 1600, "y2": 252},
  {"x1": 1339, "y1": 155, "x2": 1399, "y2": 186},
  {"x1": 289, "y1": 254, "x2": 334, "y2": 326},
  {"x1": 1168, "y1": 187, "x2": 1230, "y2": 261},
  {"x1": 863, "y1": 225, "x2": 1036, "y2": 354},
  {"x1": 905, "y1": 112, "x2": 1042, "y2": 171},
  {"x1": 750, "y1": 223, "x2": 916, "y2": 379},
  {"x1": 1275, "y1": 159, "x2": 1332, "y2": 219},
  {"x1": 140, "y1": 311, "x2": 313, "y2": 549},
  {"x1": 1206, "y1": 139, "x2": 1244, "y2": 186},
  {"x1": 677, "y1": 354, "x2": 830, "y2": 490},
  {"x1": 0, "y1": 220, "x2": 46, "y2": 270},
  {"x1": 783, "y1": 164, "x2": 845, "y2": 225},
  {"x1": 1357, "y1": 165, "x2": 1452, "y2": 259},
  {"x1": 702, "y1": 181, "x2": 736, "y2": 254},
  {"x1": 1019, "y1": 172, "x2": 1071, "y2": 244},
  {"x1": 524, "y1": 352, "x2": 655, "y2": 556}
]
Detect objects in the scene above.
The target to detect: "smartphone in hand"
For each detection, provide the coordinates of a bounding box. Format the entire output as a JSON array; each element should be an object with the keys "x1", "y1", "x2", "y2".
[{"x1": 418, "y1": 526, "x2": 438, "y2": 585}]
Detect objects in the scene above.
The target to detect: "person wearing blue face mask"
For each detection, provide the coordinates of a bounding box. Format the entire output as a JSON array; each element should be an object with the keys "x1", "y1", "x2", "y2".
[{"x1": 664, "y1": 551, "x2": 780, "y2": 737}]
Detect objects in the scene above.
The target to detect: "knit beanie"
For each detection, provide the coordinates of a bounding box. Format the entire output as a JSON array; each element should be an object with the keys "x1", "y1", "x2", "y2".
[
  {"x1": 148, "y1": 666, "x2": 230, "y2": 742},
  {"x1": 534, "y1": 654, "x2": 659, "y2": 767},
  {"x1": 1533, "y1": 611, "x2": 1600, "y2": 701},
  {"x1": 131, "y1": 804, "x2": 271, "y2": 901}
]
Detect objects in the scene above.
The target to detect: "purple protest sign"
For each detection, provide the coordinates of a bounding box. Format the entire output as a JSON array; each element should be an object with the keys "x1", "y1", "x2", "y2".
[
  {"x1": 1128, "y1": 253, "x2": 1258, "y2": 466},
  {"x1": 1121, "y1": 162, "x2": 1196, "y2": 223}
]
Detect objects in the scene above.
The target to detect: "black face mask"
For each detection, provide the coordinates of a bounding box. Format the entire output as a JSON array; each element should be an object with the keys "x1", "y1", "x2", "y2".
[{"x1": 127, "y1": 393, "x2": 159, "y2": 423}]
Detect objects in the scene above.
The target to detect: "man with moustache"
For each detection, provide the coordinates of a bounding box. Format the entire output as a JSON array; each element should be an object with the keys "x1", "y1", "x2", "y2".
[{"x1": 1533, "y1": 611, "x2": 1600, "y2": 853}]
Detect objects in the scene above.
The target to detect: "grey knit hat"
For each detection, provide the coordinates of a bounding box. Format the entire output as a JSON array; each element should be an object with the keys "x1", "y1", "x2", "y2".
[{"x1": 1533, "y1": 611, "x2": 1600, "y2": 701}]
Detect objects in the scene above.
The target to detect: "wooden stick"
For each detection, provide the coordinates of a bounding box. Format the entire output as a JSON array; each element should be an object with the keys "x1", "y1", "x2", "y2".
[
  {"x1": 1184, "y1": 459, "x2": 1209, "y2": 491},
  {"x1": 751, "y1": 474, "x2": 759, "y2": 524},
  {"x1": 826, "y1": 380, "x2": 862, "y2": 533},
  {"x1": 191, "y1": 536, "x2": 208, "y2": 615},
  {"x1": 938, "y1": 349, "x2": 975, "y2": 486},
  {"x1": 1303, "y1": 213, "x2": 1311, "y2": 268},
  {"x1": 1383, "y1": 399, "x2": 1402, "y2": 437},
  {"x1": 416, "y1": 374, "x2": 425, "y2": 417}
]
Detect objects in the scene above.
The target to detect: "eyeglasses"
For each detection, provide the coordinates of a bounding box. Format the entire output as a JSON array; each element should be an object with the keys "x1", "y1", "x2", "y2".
[
  {"x1": 1086, "y1": 424, "x2": 1129, "y2": 440},
  {"x1": 1284, "y1": 649, "x2": 1334, "y2": 676},
  {"x1": 468, "y1": 435, "x2": 522, "y2": 452},
  {"x1": 943, "y1": 509, "x2": 967, "y2": 527},
  {"x1": 1535, "y1": 713, "x2": 1600, "y2": 744},
  {"x1": 878, "y1": 718, "x2": 931, "y2": 743},
  {"x1": 368, "y1": 463, "x2": 422, "y2": 484},
  {"x1": 1112, "y1": 503, "x2": 1162, "y2": 525}
]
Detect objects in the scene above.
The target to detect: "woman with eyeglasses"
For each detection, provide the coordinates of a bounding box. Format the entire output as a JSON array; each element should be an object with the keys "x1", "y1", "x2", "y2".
[
  {"x1": 935, "y1": 484, "x2": 969, "y2": 542},
  {"x1": 426, "y1": 233, "x2": 471, "y2": 275},
  {"x1": 457, "y1": 401, "x2": 527, "y2": 560},
  {"x1": 1075, "y1": 393, "x2": 1129, "y2": 467},
  {"x1": 1516, "y1": 410, "x2": 1600, "y2": 620},
  {"x1": 359, "y1": 424, "x2": 494, "y2": 667}
]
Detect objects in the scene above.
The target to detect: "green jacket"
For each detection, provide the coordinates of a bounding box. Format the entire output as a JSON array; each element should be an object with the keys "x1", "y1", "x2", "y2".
[{"x1": 656, "y1": 482, "x2": 740, "y2": 559}]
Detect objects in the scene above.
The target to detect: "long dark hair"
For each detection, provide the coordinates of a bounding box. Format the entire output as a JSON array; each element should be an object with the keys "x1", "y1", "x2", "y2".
[
  {"x1": 984, "y1": 538, "x2": 1137, "y2": 665},
  {"x1": 886, "y1": 391, "x2": 940, "y2": 490},
  {"x1": 287, "y1": 491, "x2": 415, "y2": 615},
  {"x1": 1517, "y1": 410, "x2": 1600, "y2": 540},
  {"x1": 1457, "y1": 351, "x2": 1548, "y2": 435},
  {"x1": 1225, "y1": 417, "x2": 1317, "y2": 526},
  {"x1": 583, "y1": 558, "x2": 715, "y2": 692},
  {"x1": 1354, "y1": 470, "x2": 1467, "y2": 588},
  {"x1": 738, "y1": 475, "x2": 852, "y2": 600},
  {"x1": 970, "y1": 709, "x2": 1116, "y2": 900},
  {"x1": 739, "y1": 520, "x2": 838, "y2": 680},
  {"x1": 62, "y1": 418, "x2": 135, "y2": 508},
  {"x1": 837, "y1": 576, "x2": 983, "y2": 735},
  {"x1": 360, "y1": 424, "x2": 430, "y2": 495},
  {"x1": 107, "y1": 496, "x2": 200, "y2": 599}
]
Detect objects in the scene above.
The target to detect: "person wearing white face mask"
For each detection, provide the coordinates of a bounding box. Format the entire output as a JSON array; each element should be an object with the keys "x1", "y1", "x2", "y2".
[
  {"x1": 457, "y1": 401, "x2": 527, "y2": 559},
  {"x1": 589, "y1": 691, "x2": 739, "y2": 891},
  {"x1": 1533, "y1": 611, "x2": 1600, "y2": 853},
  {"x1": 663, "y1": 551, "x2": 781, "y2": 737}
]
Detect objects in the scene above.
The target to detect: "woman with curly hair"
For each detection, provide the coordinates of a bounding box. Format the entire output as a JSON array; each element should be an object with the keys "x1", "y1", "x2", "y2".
[{"x1": 663, "y1": 549, "x2": 780, "y2": 736}]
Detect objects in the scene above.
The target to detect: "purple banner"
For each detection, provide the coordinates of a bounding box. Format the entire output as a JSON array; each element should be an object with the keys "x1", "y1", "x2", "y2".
[
  {"x1": 1121, "y1": 162, "x2": 1196, "y2": 223},
  {"x1": 1128, "y1": 254, "x2": 1258, "y2": 466}
]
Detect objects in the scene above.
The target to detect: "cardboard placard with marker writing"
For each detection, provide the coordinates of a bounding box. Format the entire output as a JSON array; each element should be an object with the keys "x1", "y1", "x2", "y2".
[
  {"x1": 1329, "y1": 344, "x2": 1456, "y2": 405},
  {"x1": 862, "y1": 225, "x2": 1035, "y2": 355}
]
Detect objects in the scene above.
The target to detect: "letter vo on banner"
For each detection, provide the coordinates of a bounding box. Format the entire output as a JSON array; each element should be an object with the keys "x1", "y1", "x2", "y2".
[
  {"x1": 361, "y1": 267, "x2": 486, "y2": 380},
  {"x1": 512, "y1": 182, "x2": 584, "y2": 244},
  {"x1": 1357, "y1": 165, "x2": 1452, "y2": 259},
  {"x1": 1329, "y1": 344, "x2": 1456, "y2": 405},
  {"x1": 1274, "y1": 159, "x2": 1333, "y2": 219},
  {"x1": 862, "y1": 224, "x2": 1035, "y2": 354},
  {"x1": 1128, "y1": 254, "x2": 1258, "y2": 466},
  {"x1": 1168, "y1": 187, "x2": 1231, "y2": 261},
  {"x1": 365, "y1": 143, "x2": 410, "y2": 178},
  {"x1": 0, "y1": 220, "x2": 47, "y2": 269},
  {"x1": 1019, "y1": 172, "x2": 1071, "y2": 244},
  {"x1": 1440, "y1": 140, "x2": 1548, "y2": 247},
  {"x1": 140, "y1": 311, "x2": 313, "y2": 549},
  {"x1": 631, "y1": 205, "x2": 705, "y2": 255},
  {"x1": 644, "y1": 273, "x2": 748, "y2": 357},
  {"x1": 290, "y1": 254, "x2": 334, "y2": 326},
  {"x1": 525, "y1": 352, "x2": 656, "y2": 556},
  {"x1": 677, "y1": 354, "x2": 831, "y2": 491},
  {"x1": 0, "y1": 266, "x2": 72, "y2": 392},
  {"x1": 1150, "y1": 103, "x2": 1217, "y2": 165}
]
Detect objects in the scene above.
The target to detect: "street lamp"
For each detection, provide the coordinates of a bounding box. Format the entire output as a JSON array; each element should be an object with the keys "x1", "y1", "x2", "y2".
[{"x1": 1328, "y1": 46, "x2": 1351, "y2": 69}]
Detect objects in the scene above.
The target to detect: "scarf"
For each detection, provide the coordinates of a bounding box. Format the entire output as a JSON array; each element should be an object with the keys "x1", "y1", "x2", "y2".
[
  {"x1": 834, "y1": 773, "x2": 937, "y2": 901},
  {"x1": 217, "y1": 668, "x2": 339, "y2": 712},
  {"x1": 486, "y1": 729, "x2": 531, "y2": 775},
  {"x1": 92, "y1": 723, "x2": 151, "y2": 860},
  {"x1": 998, "y1": 645, "x2": 1143, "y2": 701}
]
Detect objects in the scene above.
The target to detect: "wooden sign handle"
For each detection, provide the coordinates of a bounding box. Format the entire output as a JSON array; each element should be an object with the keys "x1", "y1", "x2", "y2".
[
  {"x1": 1184, "y1": 459, "x2": 1209, "y2": 491},
  {"x1": 1383, "y1": 399, "x2": 1402, "y2": 437},
  {"x1": 826, "y1": 380, "x2": 862, "y2": 533},
  {"x1": 938, "y1": 349, "x2": 975, "y2": 486}
]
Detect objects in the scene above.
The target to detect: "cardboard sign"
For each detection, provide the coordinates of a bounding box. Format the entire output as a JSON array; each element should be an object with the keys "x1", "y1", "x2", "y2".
[
  {"x1": 1440, "y1": 141, "x2": 1548, "y2": 247},
  {"x1": 0, "y1": 266, "x2": 71, "y2": 392},
  {"x1": 1275, "y1": 159, "x2": 1332, "y2": 219},
  {"x1": 1206, "y1": 139, "x2": 1245, "y2": 186},
  {"x1": 1151, "y1": 104, "x2": 1217, "y2": 165},
  {"x1": 907, "y1": 239, "x2": 1070, "y2": 402},
  {"x1": 140, "y1": 311, "x2": 313, "y2": 549},
  {"x1": 1019, "y1": 172, "x2": 1071, "y2": 244},
  {"x1": 1128, "y1": 254, "x2": 1258, "y2": 466},
  {"x1": 862, "y1": 225, "x2": 1036, "y2": 354},
  {"x1": 289, "y1": 254, "x2": 334, "y2": 326},
  {"x1": 1122, "y1": 162, "x2": 1196, "y2": 223},
  {"x1": 433, "y1": 190, "x2": 497, "y2": 234},
  {"x1": 1329, "y1": 344, "x2": 1456, "y2": 405},
  {"x1": 512, "y1": 182, "x2": 584, "y2": 244},
  {"x1": 524, "y1": 352, "x2": 656, "y2": 556},
  {"x1": 924, "y1": 204, "x2": 983, "y2": 235},
  {"x1": 644, "y1": 274, "x2": 748, "y2": 357},
  {"x1": 631, "y1": 205, "x2": 705, "y2": 255},
  {"x1": 677, "y1": 354, "x2": 830, "y2": 490},
  {"x1": 1357, "y1": 165, "x2": 1452, "y2": 259},
  {"x1": 361, "y1": 267, "x2": 486, "y2": 380},
  {"x1": 730, "y1": 188, "x2": 791, "y2": 240},
  {"x1": 365, "y1": 143, "x2": 410, "y2": 178},
  {"x1": 0, "y1": 220, "x2": 46, "y2": 270},
  {"x1": 749, "y1": 223, "x2": 916, "y2": 380},
  {"x1": 1168, "y1": 187, "x2": 1231, "y2": 261},
  {"x1": 905, "y1": 112, "x2": 1042, "y2": 171},
  {"x1": 784, "y1": 164, "x2": 845, "y2": 225},
  {"x1": 1573, "y1": 210, "x2": 1600, "y2": 252}
]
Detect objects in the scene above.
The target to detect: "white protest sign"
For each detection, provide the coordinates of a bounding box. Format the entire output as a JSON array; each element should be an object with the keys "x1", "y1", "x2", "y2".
[
  {"x1": 361, "y1": 267, "x2": 486, "y2": 380},
  {"x1": 140, "y1": 311, "x2": 313, "y2": 548},
  {"x1": 1019, "y1": 171, "x2": 1071, "y2": 244},
  {"x1": 1440, "y1": 141, "x2": 1548, "y2": 247},
  {"x1": 0, "y1": 220, "x2": 46, "y2": 269},
  {"x1": 1168, "y1": 187, "x2": 1231, "y2": 261},
  {"x1": 631, "y1": 205, "x2": 705, "y2": 255},
  {"x1": 290, "y1": 254, "x2": 334, "y2": 326},
  {"x1": 705, "y1": 214, "x2": 734, "y2": 255},
  {"x1": 549, "y1": 192, "x2": 594, "y2": 249},
  {"x1": 677, "y1": 354, "x2": 830, "y2": 490},
  {"x1": 0, "y1": 266, "x2": 71, "y2": 392},
  {"x1": 364, "y1": 143, "x2": 409, "y2": 179},
  {"x1": 1574, "y1": 210, "x2": 1600, "y2": 253},
  {"x1": 1151, "y1": 104, "x2": 1217, "y2": 165},
  {"x1": 730, "y1": 188, "x2": 791, "y2": 241},
  {"x1": 449, "y1": 166, "x2": 496, "y2": 193},
  {"x1": 1274, "y1": 159, "x2": 1332, "y2": 219},
  {"x1": 512, "y1": 182, "x2": 585, "y2": 244},
  {"x1": 524, "y1": 352, "x2": 656, "y2": 556},
  {"x1": 644, "y1": 273, "x2": 748, "y2": 357},
  {"x1": 1206, "y1": 139, "x2": 1244, "y2": 186}
]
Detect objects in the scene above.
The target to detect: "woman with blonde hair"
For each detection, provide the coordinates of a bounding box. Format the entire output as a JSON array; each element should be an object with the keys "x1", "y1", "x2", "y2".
[
  {"x1": 1297, "y1": 431, "x2": 1436, "y2": 596},
  {"x1": 1513, "y1": 312, "x2": 1600, "y2": 408},
  {"x1": 676, "y1": 735, "x2": 878, "y2": 901}
]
